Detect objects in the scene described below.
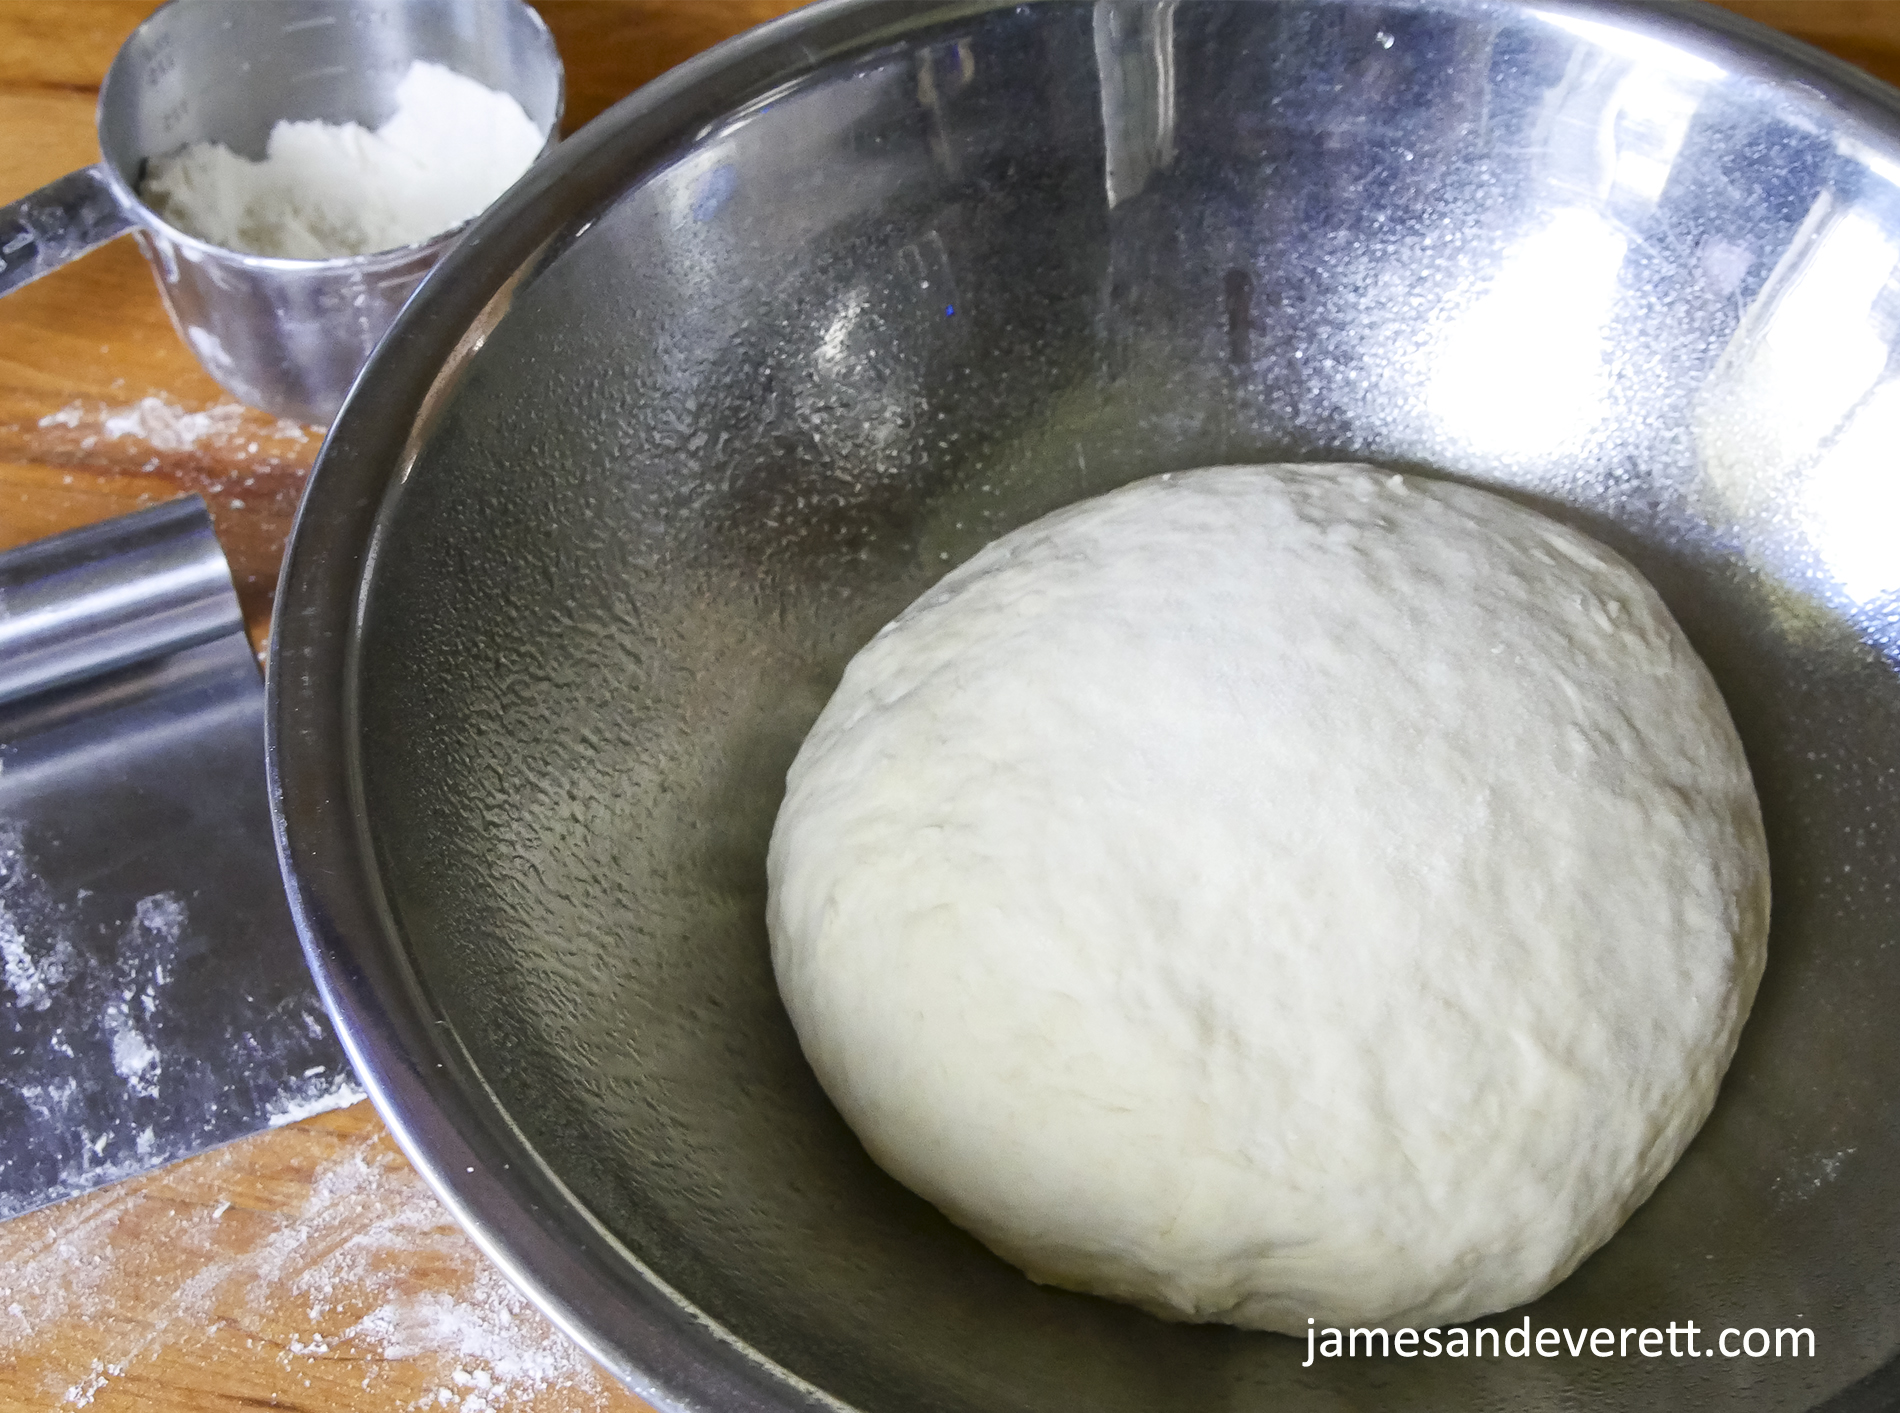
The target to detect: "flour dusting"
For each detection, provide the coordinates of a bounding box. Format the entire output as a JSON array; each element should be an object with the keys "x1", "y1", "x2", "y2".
[
  {"x1": 262, "y1": 1142, "x2": 612, "y2": 1409},
  {"x1": 1774, "y1": 1146, "x2": 1860, "y2": 1204},
  {"x1": 38, "y1": 396, "x2": 310, "y2": 451},
  {"x1": 266, "y1": 1068, "x2": 368, "y2": 1127},
  {"x1": 102, "y1": 398, "x2": 251, "y2": 451},
  {"x1": 0, "y1": 825, "x2": 76, "y2": 1011},
  {"x1": 0, "y1": 1122, "x2": 614, "y2": 1411},
  {"x1": 105, "y1": 1014, "x2": 158, "y2": 1090},
  {"x1": 1, "y1": 897, "x2": 74, "y2": 1012}
]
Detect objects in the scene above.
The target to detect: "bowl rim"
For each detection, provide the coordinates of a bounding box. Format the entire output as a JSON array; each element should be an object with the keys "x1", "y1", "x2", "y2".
[{"x1": 266, "y1": 2, "x2": 1900, "y2": 1409}]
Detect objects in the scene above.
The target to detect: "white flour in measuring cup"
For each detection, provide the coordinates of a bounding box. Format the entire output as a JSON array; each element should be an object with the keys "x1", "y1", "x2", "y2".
[{"x1": 139, "y1": 61, "x2": 544, "y2": 260}]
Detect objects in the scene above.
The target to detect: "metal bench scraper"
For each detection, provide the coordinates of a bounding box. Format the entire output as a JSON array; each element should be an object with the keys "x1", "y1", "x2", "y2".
[{"x1": 0, "y1": 496, "x2": 358, "y2": 1219}]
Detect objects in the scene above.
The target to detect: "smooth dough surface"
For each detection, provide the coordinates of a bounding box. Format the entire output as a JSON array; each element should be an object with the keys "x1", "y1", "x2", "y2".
[{"x1": 766, "y1": 463, "x2": 1769, "y2": 1333}]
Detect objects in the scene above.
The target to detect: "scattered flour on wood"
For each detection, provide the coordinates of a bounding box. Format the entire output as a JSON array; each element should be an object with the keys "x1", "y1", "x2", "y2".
[
  {"x1": 39, "y1": 397, "x2": 309, "y2": 453},
  {"x1": 102, "y1": 399, "x2": 250, "y2": 450},
  {"x1": 0, "y1": 1123, "x2": 613, "y2": 1411}
]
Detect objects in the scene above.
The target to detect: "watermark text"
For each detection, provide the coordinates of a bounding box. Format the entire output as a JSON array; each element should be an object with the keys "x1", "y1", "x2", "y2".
[{"x1": 1303, "y1": 1317, "x2": 1814, "y2": 1366}]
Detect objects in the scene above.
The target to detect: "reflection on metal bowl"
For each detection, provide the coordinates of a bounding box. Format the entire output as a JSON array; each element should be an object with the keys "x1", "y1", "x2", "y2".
[{"x1": 269, "y1": 3, "x2": 1900, "y2": 1409}]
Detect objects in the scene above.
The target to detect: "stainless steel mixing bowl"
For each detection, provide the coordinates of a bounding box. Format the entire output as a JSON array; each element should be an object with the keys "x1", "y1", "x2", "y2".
[{"x1": 268, "y1": 2, "x2": 1900, "y2": 1408}]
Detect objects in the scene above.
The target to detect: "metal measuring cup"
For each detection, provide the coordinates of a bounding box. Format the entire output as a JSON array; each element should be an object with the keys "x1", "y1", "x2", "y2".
[{"x1": 0, "y1": 0, "x2": 563, "y2": 427}]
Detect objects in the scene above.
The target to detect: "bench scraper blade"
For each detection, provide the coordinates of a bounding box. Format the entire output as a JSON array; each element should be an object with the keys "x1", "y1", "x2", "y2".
[{"x1": 0, "y1": 496, "x2": 358, "y2": 1220}]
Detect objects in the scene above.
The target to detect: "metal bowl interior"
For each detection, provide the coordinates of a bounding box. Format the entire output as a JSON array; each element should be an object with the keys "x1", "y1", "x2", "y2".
[{"x1": 272, "y1": 2, "x2": 1900, "y2": 1409}]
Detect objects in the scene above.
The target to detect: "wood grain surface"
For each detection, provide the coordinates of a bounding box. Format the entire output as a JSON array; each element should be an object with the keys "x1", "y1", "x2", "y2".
[{"x1": 0, "y1": 2, "x2": 1896, "y2": 1410}]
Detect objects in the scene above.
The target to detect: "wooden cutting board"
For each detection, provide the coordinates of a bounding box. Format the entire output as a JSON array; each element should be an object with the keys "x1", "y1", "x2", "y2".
[{"x1": 0, "y1": 3, "x2": 1895, "y2": 1410}]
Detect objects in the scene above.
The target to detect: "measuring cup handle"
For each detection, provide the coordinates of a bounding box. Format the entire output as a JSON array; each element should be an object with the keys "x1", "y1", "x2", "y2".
[{"x1": 0, "y1": 165, "x2": 137, "y2": 298}]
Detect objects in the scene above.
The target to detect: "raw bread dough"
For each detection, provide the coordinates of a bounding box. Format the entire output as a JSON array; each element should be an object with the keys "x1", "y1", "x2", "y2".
[{"x1": 766, "y1": 464, "x2": 1769, "y2": 1332}]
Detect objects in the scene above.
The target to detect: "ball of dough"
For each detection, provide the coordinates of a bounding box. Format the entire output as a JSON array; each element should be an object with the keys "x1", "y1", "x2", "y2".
[{"x1": 766, "y1": 463, "x2": 1768, "y2": 1333}]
